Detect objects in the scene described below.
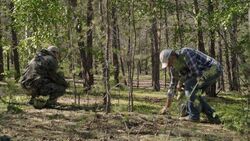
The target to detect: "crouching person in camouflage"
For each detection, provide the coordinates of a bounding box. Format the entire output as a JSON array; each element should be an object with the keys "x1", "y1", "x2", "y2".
[{"x1": 20, "y1": 46, "x2": 68, "y2": 108}]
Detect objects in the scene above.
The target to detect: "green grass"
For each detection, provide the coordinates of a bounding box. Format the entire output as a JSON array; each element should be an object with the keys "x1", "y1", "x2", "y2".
[
  {"x1": 210, "y1": 93, "x2": 249, "y2": 133},
  {"x1": 112, "y1": 101, "x2": 161, "y2": 115},
  {"x1": 0, "y1": 82, "x2": 249, "y2": 134}
]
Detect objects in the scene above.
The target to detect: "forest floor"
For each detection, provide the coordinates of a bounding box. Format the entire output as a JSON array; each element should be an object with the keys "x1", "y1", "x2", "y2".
[{"x1": 0, "y1": 81, "x2": 249, "y2": 141}]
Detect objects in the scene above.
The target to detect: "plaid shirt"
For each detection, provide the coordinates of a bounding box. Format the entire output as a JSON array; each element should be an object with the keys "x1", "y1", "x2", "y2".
[{"x1": 168, "y1": 47, "x2": 218, "y2": 97}]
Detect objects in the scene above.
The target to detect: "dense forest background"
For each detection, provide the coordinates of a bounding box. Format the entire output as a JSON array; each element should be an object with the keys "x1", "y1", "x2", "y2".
[{"x1": 0, "y1": 0, "x2": 249, "y2": 140}]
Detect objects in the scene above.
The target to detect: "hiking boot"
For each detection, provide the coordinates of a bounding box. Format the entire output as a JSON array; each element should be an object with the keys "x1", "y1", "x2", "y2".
[
  {"x1": 208, "y1": 115, "x2": 221, "y2": 124},
  {"x1": 0, "y1": 135, "x2": 11, "y2": 141},
  {"x1": 28, "y1": 97, "x2": 35, "y2": 105},
  {"x1": 44, "y1": 99, "x2": 60, "y2": 108},
  {"x1": 179, "y1": 116, "x2": 200, "y2": 122},
  {"x1": 33, "y1": 99, "x2": 46, "y2": 109}
]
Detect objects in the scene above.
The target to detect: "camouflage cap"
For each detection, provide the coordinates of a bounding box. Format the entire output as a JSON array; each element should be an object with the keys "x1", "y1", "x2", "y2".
[{"x1": 159, "y1": 49, "x2": 173, "y2": 69}]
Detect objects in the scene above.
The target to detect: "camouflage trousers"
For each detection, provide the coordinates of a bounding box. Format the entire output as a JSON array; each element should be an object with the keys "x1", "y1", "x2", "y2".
[{"x1": 30, "y1": 79, "x2": 66, "y2": 101}]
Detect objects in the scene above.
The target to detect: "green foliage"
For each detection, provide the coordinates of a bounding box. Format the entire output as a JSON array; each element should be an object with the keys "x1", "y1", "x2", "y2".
[
  {"x1": 7, "y1": 104, "x2": 23, "y2": 114},
  {"x1": 17, "y1": 37, "x2": 39, "y2": 66},
  {"x1": 7, "y1": 0, "x2": 70, "y2": 69},
  {"x1": 5, "y1": 79, "x2": 20, "y2": 102},
  {"x1": 47, "y1": 113, "x2": 71, "y2": 120},
  {"x1": 13, "y1": 0, "x2": 66, "y2": 41},
  {"x1": 113, "y1": 103, "x2": 127, "y2": 113},
  {"x1": 2, "y1": 58, "x2": 16, "y2": 79},
  {"x1": 214, "y1": 0, "x2": 250, "y2": 28},
  {"x1": 213, "y1": 94, "x2": 249, "y2": 133},
  {"x1": 134, "y1": 102, "x2": 159, "y2": 114},
  {"x1": 216, "y1": 103, "x2": 249, "y2": 133},
  {"x1": 238, "y1": 33, "x2": 250, "y2": 82},
  {"x1": 113, "y1": 102, "x2": 160, "y2": 115},
  {"x1": 0, "y1": 78, "x2": 25, "y2": 113}
]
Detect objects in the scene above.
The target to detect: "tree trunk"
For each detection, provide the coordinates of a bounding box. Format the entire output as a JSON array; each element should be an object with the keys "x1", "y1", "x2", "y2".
[
  {"x1": 175, "y1": 0, "x2": 184, "y2": 48},
  {"x1": 151, "y1": 0, "x2": 160, "y2": 91},
  {"x1": 68, "y1": 0, "x2": 81, "y2": 104},
  {"x1": 10, "y1": 48, "x2": 13, "y2": 65},
  {"x1": 150, "y1": 32, "x2": 154, "y2": 87},
  {"x1": 67, "y1": 0, "x2": 74, "y2": 78},
  {"x1": 10, "y1": 2, "x2": 20, "y2": 81},
  {"x1": 127, "y1": 34, "x2": 133, "y2": 112},
  {"x1": 164, "y1": 6, "x2": 170, "y2": 48},
  {"x1": 217, "y1": 35, "x2": 225, "y2": 91},
  {"x1": 104, "y1": 0, "x2": 111, "y2": 113},
  {"x1": 117, "y1": 26, "x2": 127, "y2": 85},
  {"x1": 6, "y1": 52, "x2": 10, "y2": 71},
  {"x1": 86, "y1": 0, "x2": 94, "y2": 87},
  {"x1": 111, "y1": 1, "x2": 120, "y2": 85},
  {"x1": 99, "y1": 0, "x2": 107, "y2": 107},
  {"x1": 145, "y1": 32, "x2": 149, "y2": 75},
  {"x1": 221, "y1": 31, "x2": 233, "y2": 90},
  {"x1": 145, "y1": 57, "x2": 148, "y2": 75},
  {"x1": 229, "y1": 15, "x2": 240, "y2": 91},
  {"x1": 0, "y1": 12, "x2": 4, "y2": 80},
  {"x1": 151, "y1": 19, "x2": 160, "y2": 91},
  {"x1": 193, "y1": 0, "x2": 205, "y2": 52},
  {"x1": 136, "y1": 60, "x2": 140, "y2": 88},
  {"x1": 77, "y1": 18, "x2": 87, "y2": 87},
  {"x1": 163, "y1": 8, "x2": 168, "y2": 86},
  {"x1": 206, "y1": 0, "x2": 216, "y2": 97},
  {"x1": 137, "y1": 30, "x2": 143, "y2": 88},
  {"x1": 127, "y1": 0, "x2": 136, "y2": 112}
]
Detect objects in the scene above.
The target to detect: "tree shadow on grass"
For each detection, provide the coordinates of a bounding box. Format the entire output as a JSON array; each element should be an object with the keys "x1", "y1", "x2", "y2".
[
  {"x1": 206, "y1": 95, "x2": 247, "y2": 104},
  {"x1": 43, "y1": 103, "x2": 103, "y2": 112}
]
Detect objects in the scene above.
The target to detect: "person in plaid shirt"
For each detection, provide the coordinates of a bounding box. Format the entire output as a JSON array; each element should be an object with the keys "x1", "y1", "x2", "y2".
[{"x1": 159, "y1": 47, "x2": 222, "y2": 123}]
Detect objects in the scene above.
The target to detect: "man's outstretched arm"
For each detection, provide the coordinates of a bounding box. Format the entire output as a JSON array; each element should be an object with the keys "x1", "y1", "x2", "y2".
[{"x1": 159, "y1": 67, "x2": 178, "y2": 114}]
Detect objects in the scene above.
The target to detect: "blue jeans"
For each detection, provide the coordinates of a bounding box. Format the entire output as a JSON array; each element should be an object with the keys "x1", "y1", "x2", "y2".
[{"x1": 184, "y1": 64, "x2": 222, "y2": 120}]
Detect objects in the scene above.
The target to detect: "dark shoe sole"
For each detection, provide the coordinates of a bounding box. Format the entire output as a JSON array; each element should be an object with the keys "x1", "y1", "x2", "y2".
[{"x1": 179, "y1": 117, "x2": 200, "y2": 122}]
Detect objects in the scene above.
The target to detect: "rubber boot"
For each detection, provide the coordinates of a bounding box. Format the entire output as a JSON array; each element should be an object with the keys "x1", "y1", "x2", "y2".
[
  {"x1": 28, "y1": 96, "x2": 36, "y2": 105},
  {"x1": 45, "y1": 98, "x2": 59, "y2": 108}
]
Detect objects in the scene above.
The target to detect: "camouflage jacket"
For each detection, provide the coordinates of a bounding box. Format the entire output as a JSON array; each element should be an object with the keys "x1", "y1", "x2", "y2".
[{"x1": 20, "y1": 49, "x2": 68, "y2": 89}]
